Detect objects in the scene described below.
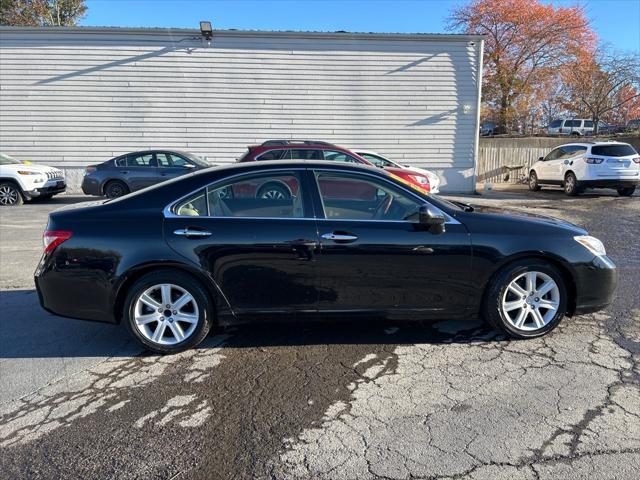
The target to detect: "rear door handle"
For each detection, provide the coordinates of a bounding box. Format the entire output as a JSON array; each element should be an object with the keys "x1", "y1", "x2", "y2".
[
  {"x1": 321, "y1": 232, "x2": 358, "y2": 242},
  {"x1": 173, "y1": 228, "x2": 212, "y2": 238}
]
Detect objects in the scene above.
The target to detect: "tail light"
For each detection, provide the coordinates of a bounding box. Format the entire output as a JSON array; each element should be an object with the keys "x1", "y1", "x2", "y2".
[
  {"x1": 43, "y1": 230, "x2": 72, "y2": 253},
  {"x1": 633, "y1": 157, "x2": 640, "y2": 164},
  {"x1": 584, "y1": 157, "x2": 604, "y2": 164}
]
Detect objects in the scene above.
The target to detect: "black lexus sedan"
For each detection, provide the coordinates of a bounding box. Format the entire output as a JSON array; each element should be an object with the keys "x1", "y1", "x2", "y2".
[
  {"x1": 36, "y1": 161, "x2": 617, "y2": 354},
  {"x1": 81, "y1": 150, "x2": 210, "y2": 199}
]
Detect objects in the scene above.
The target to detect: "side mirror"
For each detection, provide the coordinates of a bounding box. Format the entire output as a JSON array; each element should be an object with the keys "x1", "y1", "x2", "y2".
[
  {"x1": 538, "y1": 156, "x2": 544, "y2": 161},
  {"x1": 418, "y1": 204, "x2": 446, "y2": 234}
]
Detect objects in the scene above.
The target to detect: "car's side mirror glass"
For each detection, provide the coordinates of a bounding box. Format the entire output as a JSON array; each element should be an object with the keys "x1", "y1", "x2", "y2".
[
  {"x1": 418, "y1": 204, "x2": 445, "y2": 234},
  {"x1": 538, "y1": 156, "x2": 544, "y2": 161}
]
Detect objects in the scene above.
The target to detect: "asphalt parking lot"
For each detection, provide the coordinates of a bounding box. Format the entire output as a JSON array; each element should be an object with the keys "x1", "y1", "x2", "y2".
[{"x1": 0, "y1": 188, "x2": 639, "y2": 480}]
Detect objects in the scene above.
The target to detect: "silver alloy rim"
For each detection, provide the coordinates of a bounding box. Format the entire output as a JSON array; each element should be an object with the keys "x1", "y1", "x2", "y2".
[
  {"x1": 261, "y1": 189, "x2": 285, "y2": 199},
  {"x1": 133, "y1": 283, "x2": 199, "y2": 346},
  {"x1": 529, "y1": 174, "x2": 536, "y2": 188},
  {"x1": 0, "y1": 186, "x2": 19, "y2": 205},
  {"x1": 501, "y1": 271, "x2": 560, "y2": 331},
  {"x1": 565, "y1": 175, "x2": 575, "y2": 192}
]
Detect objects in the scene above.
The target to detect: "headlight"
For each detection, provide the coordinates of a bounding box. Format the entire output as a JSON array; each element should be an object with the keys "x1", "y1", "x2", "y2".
[
  {"x1": 17, "y1": 170, "x2": 40, "y2": 175},
  {"x1": 574, "y1": 235, "x2": 606, "y2": 256}
]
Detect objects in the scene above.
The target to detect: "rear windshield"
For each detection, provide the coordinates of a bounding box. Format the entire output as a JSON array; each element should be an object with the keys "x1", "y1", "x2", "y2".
[{"x1": 591, "y1": 144, "x2": 637, "y2": 157}]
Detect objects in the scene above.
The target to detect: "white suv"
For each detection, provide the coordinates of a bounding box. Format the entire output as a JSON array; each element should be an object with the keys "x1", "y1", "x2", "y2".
[
  {"x1": 529, "y1": 142, "x2": 639, "y2": 196},
  {"x1": 0, "y1": 153, "x2": 66, "y2": 206}
]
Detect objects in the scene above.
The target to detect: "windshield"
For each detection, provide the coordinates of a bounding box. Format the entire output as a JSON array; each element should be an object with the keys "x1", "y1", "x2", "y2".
[
  {"x1": 182, "y1": 152, "x2": 210, "y2": 167},
  {"x1": 591, "y1": 144, "x2": 637, "y2": 157},
  {"x1": 0, "y1": 153, "x2": 21, "y2": 165}
]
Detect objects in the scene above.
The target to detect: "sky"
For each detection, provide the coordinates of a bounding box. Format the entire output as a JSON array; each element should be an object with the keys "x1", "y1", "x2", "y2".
[{"x1": 81, "y1": 0, "x2": 640, "y2": 53}]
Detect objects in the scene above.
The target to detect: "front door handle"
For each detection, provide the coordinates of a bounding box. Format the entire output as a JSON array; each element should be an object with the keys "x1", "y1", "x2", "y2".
[
  {"x1": 321, "y1": 232, "x2": 358, "y2": 242},
  {"x1": 173, "y1": 228, "x2": 212, "y2": 238}
]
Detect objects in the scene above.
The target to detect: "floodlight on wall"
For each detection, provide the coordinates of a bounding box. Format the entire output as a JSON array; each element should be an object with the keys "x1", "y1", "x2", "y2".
[{"x1": 200, "y1": 21, "x2": 213, "y2": 41}]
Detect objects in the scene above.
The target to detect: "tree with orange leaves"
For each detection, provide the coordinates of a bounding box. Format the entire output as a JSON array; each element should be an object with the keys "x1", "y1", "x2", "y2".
[
  {"x1": 448, "y1": 0, "x2": 595, "y2": 132},
  {"x1": 564, "y1": 47, "x2": 640, "y2": 133}
]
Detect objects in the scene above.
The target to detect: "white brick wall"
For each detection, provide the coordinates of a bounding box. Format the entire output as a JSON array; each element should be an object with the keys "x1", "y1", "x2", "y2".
[{"x1": 0, "y1": 27, "x2": 483, "y2": 192}]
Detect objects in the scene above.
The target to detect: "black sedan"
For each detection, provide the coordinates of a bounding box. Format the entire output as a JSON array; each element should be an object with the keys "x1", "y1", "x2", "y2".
[
  {"x1": 81, "y1": 150, "x2": 210, "y2": 199},
  {"x1": 36, "y1": 161, "x2": 617, "y2": 354}
]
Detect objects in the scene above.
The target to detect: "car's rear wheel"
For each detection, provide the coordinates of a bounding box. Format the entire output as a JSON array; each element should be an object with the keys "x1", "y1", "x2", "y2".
[
  {"x1": 617, "y1": 186, "x2": 636, "y2": 197},
  {"x1": 564, "y1": 172, "x2": 580, "y2": 196},
  {"x1": 528, "y1": 171, "x2": 541, "y2": 191},
  {"x1": 482, "y1": 260, "x2": 567, "y2": 339},
  {"x1": 124, "y1": 270, "x2": 213, "y2": 354},
  {"x1": 0, "y1": 182, "x2": 24, "y2": 206},
  {"x1": 104, "y1": 180, "x2": 129, "y2": 199}
]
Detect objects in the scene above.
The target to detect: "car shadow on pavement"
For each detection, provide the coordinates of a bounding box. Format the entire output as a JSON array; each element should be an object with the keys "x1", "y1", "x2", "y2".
[{"x1": 1, "y1": 289, "x2": 504, "y2": 359}]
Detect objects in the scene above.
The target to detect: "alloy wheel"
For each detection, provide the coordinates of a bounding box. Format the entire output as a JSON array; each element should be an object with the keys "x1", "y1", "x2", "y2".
[
  {"x1": 261, "y1": 189, "x2": 286, "y2": 199},
  {"x1": 0, "y1": 185, "x2": 19, "y2": 205},
  {"x1": 133, "y1": 283, "x2": 199, "y2": 346},
  {"x1": 501, "y1": 271, "x2": 560, "y2": 331}
]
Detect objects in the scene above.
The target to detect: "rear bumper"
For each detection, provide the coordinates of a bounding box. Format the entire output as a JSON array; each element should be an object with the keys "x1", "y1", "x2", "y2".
[
  {"x1": 572, "y1": 255, "x2": 617, "y2": 315},
  {"x1": 81, "y1": 176, "x2": 102, "y2": 196},
  {"x1": 579, "y1": 179, "x2": 639, "y2": 189}
]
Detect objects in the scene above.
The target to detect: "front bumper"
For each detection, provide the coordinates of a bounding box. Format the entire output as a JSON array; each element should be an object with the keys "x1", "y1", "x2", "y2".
[
  {"x1": 24, "y1": 180, "x2": 66, "y2": 199},
  {"x1": 572, "y1": 255, "x2": 617, "y2": 315}
]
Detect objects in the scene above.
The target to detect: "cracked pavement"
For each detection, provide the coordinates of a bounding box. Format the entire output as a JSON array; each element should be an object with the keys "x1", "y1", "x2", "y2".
[{"x1": 0, "y1": 188, "x2": 638, "y2": 479}]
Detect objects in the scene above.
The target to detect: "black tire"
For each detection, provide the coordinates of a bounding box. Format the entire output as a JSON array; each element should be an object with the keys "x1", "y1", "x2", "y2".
[
  {"x1": 256, "y1": 182, "x2": 291, "y2": 200},
  {"x1": 482, "y1": 260, "x2": 568, "y2": 339},
  {"x1": 104, "y1": 180, "x2": 129, "y2": 199},
  {"x1": 528, "y1": 171, "x2": 541, "y2": 191},
  {"x1": 124, "y1": 270, "x2": 214, "y2": 354},
  {"x1": 564, "y1": 172, "x2": 580, "y2": 196},
  {"x1": 617, "y1": 186, "x2": 636, "y2": 197},
  {"x1": 0, "y1": 181, "x2": 24, "y2": 206}
]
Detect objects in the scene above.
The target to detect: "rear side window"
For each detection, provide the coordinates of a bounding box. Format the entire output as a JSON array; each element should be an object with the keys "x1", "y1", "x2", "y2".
[
  {"x1": 565, "y1": 120, "x2": 581, "y2": 128},
  {"x1": 584, "y1": 121, "x2": 594, "y2": 128},
  {"x1": 257, "y1": 149, "x2": 290, "y2": 161},
  {"x1": 561, "y1": 146, "x2": 588, "y2": 158},
  {"x1": 591, "y1": 144, "x2": 637, "y2": 157}
]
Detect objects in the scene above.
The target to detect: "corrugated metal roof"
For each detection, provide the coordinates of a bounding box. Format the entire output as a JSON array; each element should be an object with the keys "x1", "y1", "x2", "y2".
[{"x1": 0, "y1": 25, "x2": 484, "y2": 42}]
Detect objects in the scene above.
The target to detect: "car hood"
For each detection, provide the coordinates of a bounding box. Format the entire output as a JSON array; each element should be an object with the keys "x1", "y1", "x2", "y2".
[
  {"x1": 1, "y1": 163, "x2": 62, "y2": 174},
  {"x1": 469, "y1": 205, "x2": 588, "y2": 235}
]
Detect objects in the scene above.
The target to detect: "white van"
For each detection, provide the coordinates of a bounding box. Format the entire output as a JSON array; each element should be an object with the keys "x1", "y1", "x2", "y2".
[{"x1": 548, "y1": 119, "x2": 595, "y2": 136}]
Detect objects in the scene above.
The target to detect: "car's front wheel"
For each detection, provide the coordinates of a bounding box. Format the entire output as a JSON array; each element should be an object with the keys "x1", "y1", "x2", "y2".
[
  {"x1": 617, "y1": 186, "x2": 636, "y2": 197},
  {"x1": 0, "y1": 182, "x2": 24, "y2": 206},
  {"x1": 256, "y1": 182, "x2": 291, "y2": 200},
  {"x1": 528, "y1": 171, "x2": 541, "y2": 191},
  {"x1": 124, "y1": 270, "x2": 213, "y2": 354},
  {"x1": 482, "y1": 260, "x2": 567, "y2": 339}
]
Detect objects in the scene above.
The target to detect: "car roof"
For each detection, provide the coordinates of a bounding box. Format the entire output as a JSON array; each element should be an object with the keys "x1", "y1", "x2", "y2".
[{"x1": 556, "y1": 141, "x2": 631, "y2": 148}]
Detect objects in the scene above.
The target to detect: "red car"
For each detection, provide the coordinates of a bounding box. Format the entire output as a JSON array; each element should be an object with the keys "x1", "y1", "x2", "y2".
[{"x1": 235, "y1": 140, "x2": 432, "y2": 200}]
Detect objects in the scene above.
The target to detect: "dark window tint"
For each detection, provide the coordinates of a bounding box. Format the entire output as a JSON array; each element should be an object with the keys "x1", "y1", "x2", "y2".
[
  {"x1": 115, "y1": 156, "x2": 127, "y2": 167},
  {"x1": 560, "y1": 146, "x2": 588, "y2": 158},
  {"x1": 549, "y1": 120, "x2": 562, "y2": 128},
  {"x1": 544, "y1": 148, "x2": 562, "y2": 161},
  {"x1": 565, "y1": 120, "x2": 582, "y2": 128},
  {"x1": 359, "y1": 153, "x2": 393, "y2": 168},
  {"x1": 584, "y1": 121, "x2": 594, "y2": 128},
  {"x1": 591, "y1": 144, "x2": 637, "y2": 157},
  {"x1": 290, "y1": 149, "x2": 322, "y2": 160},
  {"x1": 257, "y1": 149, "x2": 290, "y2": 161},
  {"x1": 127, "y1": 153, "x2": 154, "y2": 167}
]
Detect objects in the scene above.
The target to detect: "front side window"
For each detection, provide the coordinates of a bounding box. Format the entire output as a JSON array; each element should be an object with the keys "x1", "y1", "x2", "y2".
[
  {"x1": 173, "y1": 172, "x2": 305, "y2": 218},
  {"x1": 290, "y1": 149, "x2": 322, "y2": 160},
  {"x1": 127, "y1": 153, "x2": 154, "y2": 167},
  {"x1": 170, "y1": 154, "x2": 190, "y2": 167},
  {"x1": 322, "y1": 150, "x2": 359, "y2": 163},
  {"x1": 544, "y1": 148, "x2": 561, "y2": 161},
  {"x1": 358, "y1": 153, "x2": 394, "y2": 168},
  {"x1": 156, "y1": 153, "x2": 171, "y2": 167},
  {"x1": 315, "y1": 171, "x2": 421, "y2": 221}
]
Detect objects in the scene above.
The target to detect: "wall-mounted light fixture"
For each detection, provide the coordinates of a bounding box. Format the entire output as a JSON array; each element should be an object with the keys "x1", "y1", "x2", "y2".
[
  {"x1": 200, "y1": 21, "x2": 213, "y2": 41},
  {"x1": 463, "y1": 104, "x2": 472, "y2": 115}
]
